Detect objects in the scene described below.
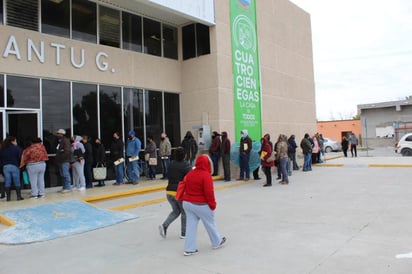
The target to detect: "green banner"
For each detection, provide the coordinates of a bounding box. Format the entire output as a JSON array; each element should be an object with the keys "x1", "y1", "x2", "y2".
[{"x1": 230, "y1": 0, "x2": 262, "y2": 141}]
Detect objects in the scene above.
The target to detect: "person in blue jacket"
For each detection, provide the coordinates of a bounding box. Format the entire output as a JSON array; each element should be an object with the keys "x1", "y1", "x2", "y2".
[{"x1": 126, "y1": 130, "x2": 141, "y2": 184}]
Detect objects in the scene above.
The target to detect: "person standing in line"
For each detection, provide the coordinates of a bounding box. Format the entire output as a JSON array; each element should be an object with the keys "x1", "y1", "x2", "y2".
[
  {"x1": 349, "y1": 133, "x2": 358, "y2": 157},
  {"x1": 110, "y1": 132, "x2": 125, "y2": 186},
  {"x1": 126, "y1": 130, "x2": 141, "y2": 184},
  {"x1": 145, "y1": 135, "x2": 157, "y2": 180},
  {"x1": 176, "y1": 155, "x2": 227, "y2": 256},
  {"x1": 261, "y1": 135, "x2": 275, "y2": 187},
  {"x1": 238, "y1": 129, "x2": 252, "y2": 181},
  {"x1": 288, "y1": 135, "x2": 299, "y2": 170},
  {"x1": 300, "y1": 133, "x2": 312, "y2": 172},
  {"x1": 55, "y1": 129, "x2": 72, "y2": 193},
  {"x1": 341, "y1": 136, "x2": 349, "y2": 157},
  {"x1": 159, "y1": 132, "x2": 171, "y2": 180},
  {"x1": 220, "y1": 131, "x2": 231, "y2": 182},
  {"x1": 71, "y1": 135, "x2": 86, "y2": 191},
  {"x1": 159, "y1": 148, "x2": 192, "y2": 239},
  {"x1": 94, "y1": 138, "x2": 106, "y2": 187},
  {"x1": 181, "y1": 131, "x2": 198, "y2": 167},
  {"x1": 0, "y1": 140, "x2": 4, "y2": 200},
  {"x1": 276, "y1": 134, "x2": 290, "y2": 184},
  {"x1": 82, "y1": 135, "x2": 94, "y2": 189},
  {"x1": 209, "y1": 131, "x2": 221, "y2": 176},
  {"x1": 20, "y1": 137, "x2": 49, "y2": 198},
  {"x1": 311, "y1": 133, "x2": 320, "y2": 164},
  {"x1": 318, "y1": 134, "x2": 325, "y2": 163},
  {"x1": 0, "y1": 136, "x2": 24, "y2": 201}
]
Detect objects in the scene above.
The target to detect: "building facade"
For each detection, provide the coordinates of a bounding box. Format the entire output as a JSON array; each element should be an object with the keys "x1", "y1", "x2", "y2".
[
  {"x1": 0, "y1": 0, "x2": 316, "y2": 186},
  {"x1": 317, "y1": 120, "x2": 361, "y2": 144}
]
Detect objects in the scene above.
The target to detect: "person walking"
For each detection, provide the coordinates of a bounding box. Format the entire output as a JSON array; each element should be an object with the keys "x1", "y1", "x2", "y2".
[
  {"x1": 209, "y1": 131, "x2": 221, "y2": 176},
  {"x1": 349, "y1": 133, "x2": 358, "y2": 157},
  {"x1": 94, "y1": 138, "x2": 106, "y2": 187},
  {"x1": 238, "y1": 129, "x2": 252, "y2": 181},
  {"x1": 126, "y1": 130, "x2": 141, "y2": 184},
  {"x1": 300, "y1": 133, "x2": 312, "y2": 172},
  {"x1": 82, "y1": 135, "x2": 94, "y2": 189},
  {"x1": 159, "y1": 132, "x2": 171, "y2": 179},
  {"x1": 181, "y1": 131, "x2": 198, "y2": 167},
  {"x1": 55, "y1": 129, "x2": 72, "y2": 193},
  {"x1": 261, "y1": 135, "x2": 275, "y2": 187},
  {"x1": 341, "y1": 136, "x2": 349, "y2": 157},
  {"x1": 110, "y1": 132, "x2": 125, "y2": 185},
  {"x1": 220, "y1": 131, "x2": 231, "y2": 182},
  {"x1": 176, "y1": 155, "x2": 227, "y2": 256},
  {"x1": 276, "y1": 134, "x2": 290, "y2": 184},
  {"x1": 288, "y1": 135, "x2": 299, "y2": 170},
  {"x1": 71, "y1": 135, "x2": 86, "y2": 191},
  {"x1": 159, "y1": 148, "x2": 192, "y2": 239},
  {"x1": 145, "y1": 135, "x2": 157, "y2": 180},
  {"x1": 0, "y1": 136, "x2": 24, "y2": 201},
  {"x1": 19, "y1": 137, "x2": 49, "y2": 198}
]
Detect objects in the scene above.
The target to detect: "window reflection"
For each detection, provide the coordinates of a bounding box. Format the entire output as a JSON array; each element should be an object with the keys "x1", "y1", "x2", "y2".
[
  {"x1": 41, "y1": 0, "x2": 70, "y2": 37},
  {"x1": 99, "y1": 85, "x2": 122, "y2": 149},
  {"x1": 122, "y1": 12, "x2": 142, "y2": 52},
  {"x1": 164, "y1": 93, "x2": 181, "y2": 146},
  {"x1": 99, "y1": 6, "x2": 120, "y2": 48},
  {"x1": 6, "y1": 75, "x2": 40, "y2": 108},
  {"x1": 146, "y1": 90, "x2": 163, "y2": 145},
  {"x1": 143, "y1": 18, "x2": 161, "y2": 56},
  {"x1": 72, "y1": 82, "x2": 97, "y2": 139},
  {"x1": 123, "y1": 88, "x2": 144, "y2": 142},
  {"x1": 163, "y1": 24, "x2": 178, "y2": 60},
  {"x1": 72, "y1": 0, "x2": 97, "y2": 43},
  {"x1": 6, "y1": 0, "x2": 38, "y2": 31}
]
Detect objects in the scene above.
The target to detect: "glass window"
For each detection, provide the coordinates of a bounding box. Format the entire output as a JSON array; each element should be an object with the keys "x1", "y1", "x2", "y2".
[
  {"x1": 196, "y1": 23, "x2": 210, "y2": 56},
  {"x1": 42, "y1": 79, "x2": 71, "y2": 154},
  {"x1": 72, "y1": 0, "x2": 97, "y2": 43},
  {"x1": 163, "y1": 24, "x2": 178, "y2": 60},
  {"x1": 0, "y1": 0, "x2": 3, "y2": 24},
  {"x1": 123, "y1": 88, "x2": 144, "y2": 142},
  {"x1": 145, "y1": 90, "x2": 163, "y2": 145},
  {"x1": 122, "y1": 12, "x2": 142, "y2": 52},
  {"x1": 99, "y1": 6, "x2": 120, "y2": 48},
  {"x1": 182, "y1": 24, "x2": 196, "y2": 60},
  {"x1": 0, "y1": 74, "x2": 4, "y2": 107},
  {"x1": 99, "y1": 85, "x2": 122, "y2": 149},
  {"x1": 41, "y1": 0, "x2": 70, "y2": 38},
  {"x1": 164, "y1": 92, "x2": 180, "y2": 147},
  {"x1": 143, "y1": 18, "x2": 161, "y2": 56},
  {"x1": 6, "y1": 0, "x2": 38, "y2": 31},
  {"x1": 72, "y1": 82, "x2": 97, "y2": 139},
  {"x1": 6, "y1": 75, "x2": 40, "y2": 108}
]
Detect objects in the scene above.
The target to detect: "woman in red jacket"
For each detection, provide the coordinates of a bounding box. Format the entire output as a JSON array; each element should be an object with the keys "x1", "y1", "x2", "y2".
[
  {"x1": 261, "y1": 135, "x2": 275, "y2": 187},
  {"x1": 177, "y1": 154, "x2": 226, "y2": 256}
]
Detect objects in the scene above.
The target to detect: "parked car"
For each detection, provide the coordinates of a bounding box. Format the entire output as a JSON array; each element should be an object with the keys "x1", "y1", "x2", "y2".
[
  {"x1": 395, "y1": 133, "x2": 412, "y2": 156},
  {"x1": 323, "y1": 137, "x2": 342, "y2": 153}
]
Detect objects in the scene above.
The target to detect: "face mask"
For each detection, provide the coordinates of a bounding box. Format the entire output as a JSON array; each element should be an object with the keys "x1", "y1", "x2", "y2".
[{"x1": 161, "y1": 137, "x2": 165, "y2": 140}]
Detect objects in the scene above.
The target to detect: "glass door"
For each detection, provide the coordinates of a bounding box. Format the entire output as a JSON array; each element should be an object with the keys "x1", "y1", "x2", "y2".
[{"x1": 6, "y1": 111, "x2": 40, "y2": 147}]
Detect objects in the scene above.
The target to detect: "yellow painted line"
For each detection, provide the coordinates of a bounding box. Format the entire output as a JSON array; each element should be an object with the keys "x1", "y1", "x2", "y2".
[
  {"x1": 314, "y1": 163, "x2": 344, "y2": 167},
  {"x1": 323, "y1": 155, "x2": 344, "y2": 161},
  {"x1": 0, "y1": 214, "x2": 16, "y2": 227},
  {"x1": 109, "y1": 180, "x2": 254, "y2": 211},
  {"x1": 368, "y1": 164, "x2": 412, "y2": 168},
  {"x1": 82, "y1": 185, "x2": 166, "y2": 203}
]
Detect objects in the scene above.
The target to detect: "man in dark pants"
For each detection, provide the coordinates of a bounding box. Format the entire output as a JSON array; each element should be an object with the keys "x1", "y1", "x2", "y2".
[
  {"x1": 238, "y1": 130, "x2": 252, "y2": 181},
  {"x1": 82, "y1": 135, "x2": 94, "y2": 188},
  {"x1": 220, "y1": 131, "x2": 231, "y2": 181}
]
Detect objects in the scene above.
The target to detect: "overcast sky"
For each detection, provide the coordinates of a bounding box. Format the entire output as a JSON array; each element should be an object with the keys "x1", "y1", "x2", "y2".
[{"x1": 289, "y1": 0, "x2": 412, "y2": 121}]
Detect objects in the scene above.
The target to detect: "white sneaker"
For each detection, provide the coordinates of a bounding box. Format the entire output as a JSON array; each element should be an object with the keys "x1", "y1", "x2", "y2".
[
  {"x1": 213, "y1": 237, "x2": 227, "y2": 249},
  {"x1": 79, "y1": 187, "x2": 86, "y2": 191},
  {"x1": 183, "y1": 250, "x2": 198, "y2": 256}
]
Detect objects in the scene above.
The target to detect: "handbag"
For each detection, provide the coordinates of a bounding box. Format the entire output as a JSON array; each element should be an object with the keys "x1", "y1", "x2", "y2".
[
  {"x1": 93, "y1": 163, "x2": 107, "y2": 180},
  {"x1": 266, "y1": 151, "x2": 276, "y2": 163},
  {"x1": 149, "y1": 157, "x2": 157, "y2": 166},
  {"x1": 145, "y1": 153, "x2": 150, "y2": 161},
  {"x1": 22, "y1": 170, "x2": 30, "y2": 185}
]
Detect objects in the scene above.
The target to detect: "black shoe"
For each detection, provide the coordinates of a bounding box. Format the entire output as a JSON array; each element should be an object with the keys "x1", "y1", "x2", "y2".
[
  {"x1": 254, "y1": 177, "x2": 261, "y2": 180},
  {"x1": 276, "y1": 177, "x2": 281, "y2": 180},
  {"x1": 158, "y1": 225, "x2": 166, "y2": 238},
  {"x1": 263, "y1": 184, "x2": 272, "y2": 187}
]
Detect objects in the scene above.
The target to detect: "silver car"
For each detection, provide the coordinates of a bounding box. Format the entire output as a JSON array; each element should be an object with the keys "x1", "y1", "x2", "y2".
[{"x1": 323, "y1": 137, "x2": 342, "y2": 153}]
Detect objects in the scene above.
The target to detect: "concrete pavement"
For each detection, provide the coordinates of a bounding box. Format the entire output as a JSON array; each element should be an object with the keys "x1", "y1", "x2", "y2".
[{"x1": 1, "y1": 148, "x2": 412, "y2": 273}]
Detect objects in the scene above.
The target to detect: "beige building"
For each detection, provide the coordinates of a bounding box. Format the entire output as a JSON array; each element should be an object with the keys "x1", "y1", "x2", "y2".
[{"x1": 0, "y1": 0, "x2": 315, "y2": 186}]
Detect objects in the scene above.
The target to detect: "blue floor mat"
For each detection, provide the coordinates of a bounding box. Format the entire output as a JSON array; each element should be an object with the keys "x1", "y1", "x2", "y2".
[{"x1": 0, "y1": 200, "x2": 137, "y2": 245}]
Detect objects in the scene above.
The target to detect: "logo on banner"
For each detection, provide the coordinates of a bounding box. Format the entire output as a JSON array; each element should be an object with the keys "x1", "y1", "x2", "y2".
[
  {"x1": 239, "y1": 0, "x2": 251, "y2": 7},
  {"x1": 232, "y1": 15, "x2": 256, "y2": 52}
]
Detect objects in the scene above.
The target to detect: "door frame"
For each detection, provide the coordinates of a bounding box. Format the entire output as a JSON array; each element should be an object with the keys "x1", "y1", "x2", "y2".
[{"x1": 6, "y1": 110, "x2": 41, "y2": 140}]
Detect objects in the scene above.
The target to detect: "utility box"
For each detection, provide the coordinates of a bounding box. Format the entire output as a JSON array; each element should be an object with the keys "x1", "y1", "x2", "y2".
[{"x1": 198, "y1": 125, "x2": 211, "y2": 150}]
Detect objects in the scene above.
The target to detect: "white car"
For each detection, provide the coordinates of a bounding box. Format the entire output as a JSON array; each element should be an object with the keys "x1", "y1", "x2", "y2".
[
  {"x1": 395, "y1": 133, "x2": 412, "y2": 156},
  {"x1": 323, "y1": 137, "x2": 342, "y2": 153}
]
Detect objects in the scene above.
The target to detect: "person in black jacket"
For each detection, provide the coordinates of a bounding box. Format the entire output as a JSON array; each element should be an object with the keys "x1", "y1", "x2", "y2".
[
  {"x1": 288, "y1": 135, "x2": 299, "y2": 170},
  {"x1": 159, "y1": 147, "x2": 192, "y2": 239},
  {"x1": 181, "y1": 131, "x2": 198, "y2": 167},
  {"x1": 110, "y1": 132, "x2": 125, "y2": 185},
  {"x1": 82, "y1": 135, "x2": 94, "y2": 189},
  {"x1": 94, "y1": 138, "x2": 106, "y2": 187}
]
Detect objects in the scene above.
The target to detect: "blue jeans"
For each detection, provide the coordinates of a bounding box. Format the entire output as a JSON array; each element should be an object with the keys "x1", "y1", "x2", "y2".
[
  {"x1": 210, "y1": 153, "x2": 219, "y2": 175},
  {"x1": 279, "y1": 157, "x2": 289, "y2": 182},
  {"x1": 27, "y1": 161, "x2": 46, "y2": 196},
  {"x1": 303, "y1": 153, "x2": 312, "y2": 171},
  {"x1": 59, "y1": 162, "x2": 72, "y2": 190},
  {"x1": 3, "y1": 164, "x2": 21, "y2": 188},
  {"x1": 126, "y1": 158, "x2": 139, "y2": 183},
  {"x1": 161, "y1": 157, "x2": 170, "y2": 178},
  {"x1": 183, "y1": 201, "x2": 222, "y2": 252},
  {"x1": 148, "y1": 164, "x2": 156, "y2": 179},
  {"x1": 163, "y1": 194, "x2": 186, "y2": 236},
  {"x1": 114, "y1": 162, "x2": 125, "y2": 183},
  {"x1": 239, "y1": 152, "x2": 250, "y2": 179}
]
